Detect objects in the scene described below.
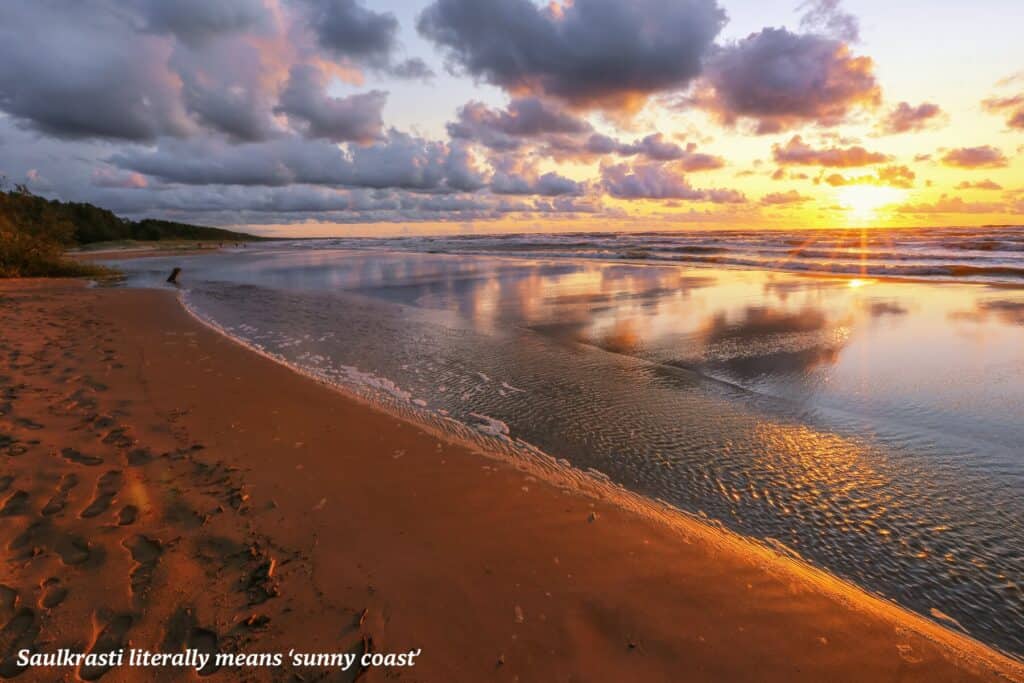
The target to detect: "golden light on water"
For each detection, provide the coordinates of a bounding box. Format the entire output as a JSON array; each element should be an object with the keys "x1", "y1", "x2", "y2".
[{"x1": 836, "y1": 186, "x2": 908, "y2": 224}]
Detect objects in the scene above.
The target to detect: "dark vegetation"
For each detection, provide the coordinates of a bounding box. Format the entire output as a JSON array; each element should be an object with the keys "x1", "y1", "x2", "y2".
[{"x1": 0, "y1": 180, "x2": 262, "y2": 278}]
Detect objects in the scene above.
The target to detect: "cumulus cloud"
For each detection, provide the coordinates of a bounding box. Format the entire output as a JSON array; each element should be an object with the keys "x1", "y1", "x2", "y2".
[
  {"x1": 878, "y1": 101, "x2": 944, "y2": 134},
  {"x1": 773, "y1": 136, "x2": 889, "y2": 167},
  {"x1": 601, "y1": 162, "x2": 743, "y2": 201},
  {"x1": 418, "y1": 0, "x2": 726, "y2": 112},
  {"x1": 138, "y1": 0, "x2": 271, "y2": 45},
  {"x1": 0, "y1": 3, "x2": 194, "y2": 141},
  {"x1": 601, "y1": 134, "x2": 724, "y2": 170},
  {"x1": 941, "y1": 146, "x2": 1009, "y2": 169},
  {"x1": 447, "y1": 98, "x2": 592, "y2": 151},
  {"x1": 303, "y1": 0, "x2": 398, "y2": 66},
  {"x1": 276, "y1": 64, "x2": 387, "y2": 143},
  {"x1": 982, "y1": 94, "x2": 1024, "y2": 130},
  {"x1": 0, "y1": 0, "x2": 433, "y2": 144},
  {"x1": 691, "y1": 26, "x2": 880, "y2": 133}
]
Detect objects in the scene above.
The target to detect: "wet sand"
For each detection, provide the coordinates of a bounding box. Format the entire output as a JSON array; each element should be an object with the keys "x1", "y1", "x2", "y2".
[{"x1": 0, "y1": 279, "x2": 1021, "y2": 682}]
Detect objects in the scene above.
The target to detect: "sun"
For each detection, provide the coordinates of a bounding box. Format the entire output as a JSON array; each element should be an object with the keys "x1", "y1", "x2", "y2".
[{"x1": 835, "y1": 185, "x2": 908, "y2": 224}]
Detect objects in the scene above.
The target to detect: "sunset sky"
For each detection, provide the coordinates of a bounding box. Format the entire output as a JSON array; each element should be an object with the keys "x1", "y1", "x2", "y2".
[{"x1": 1, "y1": 0, "x2": 1022, "y2": 235}]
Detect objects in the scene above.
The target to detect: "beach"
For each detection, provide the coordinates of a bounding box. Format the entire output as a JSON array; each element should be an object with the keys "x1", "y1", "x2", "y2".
[{"x1": 1, "y1": 278, "x2": 1021, "y2": 682}]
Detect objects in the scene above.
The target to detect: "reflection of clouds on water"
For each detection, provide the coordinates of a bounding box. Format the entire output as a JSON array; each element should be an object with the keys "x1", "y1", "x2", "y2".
[
  {"x1": 865, "y1": 300, "x2": 909, "y2": 318},
  {"x1": 949, "y1": 298, "x2": 1024, "y2": 326}
]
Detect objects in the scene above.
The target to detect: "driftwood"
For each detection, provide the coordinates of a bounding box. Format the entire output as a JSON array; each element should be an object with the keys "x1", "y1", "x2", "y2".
[{"x1": 166, "y1": 267, "x2": 182, "y2": 284}]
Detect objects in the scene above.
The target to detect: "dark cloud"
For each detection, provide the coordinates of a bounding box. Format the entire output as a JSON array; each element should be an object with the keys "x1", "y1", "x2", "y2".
[
  {"x1": 170, "y1": 37, "x2": 283, "y2": 142},
  {"x1": 692, "y1": 27, "x2": 879, "y2": 133},
  {"x1": 304, "y1": 0, "x2": 399, "y2": 65},
  {"x1": 798, "y1": 0, "x2": 860, "y2": 43},
  {"x1": 418, "y1": 0, "x2": 726, "y2": 112},
  {"x1": 982, "y1": 94, "x2": 1024, "y2": 130},
  {"x1": 0, "y1": 0, "x2": 417, "y2": 144},
  {"x1": 276, "y1": 64, "x2": 387, "y2": 143},
  {"x1": 941, "y1": 146, "x2": 1009, "y2": 169},
  {"x1": 546, "y1": 132, "x2": 724, "y2": 170},
  {"x1": 601, "y1": 162, "x2": 743, "y2": 201},
  {"x1": 138, "y1": 0, "x2": 271, "y2": 45},
  {"x1": 389, "y1": 58, "x2": 435, "y2": 80},
  {"x1": 447, "y1": 98, "x2": 592, "y2": 151},
  {"x1": 0, "y1": 3, "x2": 194, "y2": 141},
  {"x1": 878, "y1": 101, "x2": 944, "y2": 134},
  {"x1": 773, "y1": 136, "x2": 889, "y2": 167},
  {"x1": 491, "y1": 171, "x2": 584, "y2": 197}
]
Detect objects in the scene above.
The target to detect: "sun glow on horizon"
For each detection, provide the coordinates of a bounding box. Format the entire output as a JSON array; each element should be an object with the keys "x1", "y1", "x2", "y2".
[{"x1": 835, "y1": 185, "x2": 909, "y2": 224}]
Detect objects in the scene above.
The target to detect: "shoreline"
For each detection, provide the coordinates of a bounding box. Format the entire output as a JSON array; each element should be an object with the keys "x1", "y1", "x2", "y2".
[
  {"x1": 179, "y1": 281, "x2": 1024, "y2": 672},
  {"x1": 1, "y1": 278, "x2": 1021, "y2": 681}
]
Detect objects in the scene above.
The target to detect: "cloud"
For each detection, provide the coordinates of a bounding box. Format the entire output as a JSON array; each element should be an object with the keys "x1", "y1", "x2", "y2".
[
  {"x1": 276, "y1": 64, "x2": 387, "y2": 143},
  {"x1": 773, "y1": 136, "x2": 889, "y2": 167},
  {"x1": 941, "y1": 146, "x2": 1009, "y2": 169},
  {"x1": 955, "y1": 179, "x2": 1003, "y2": 190},
  {"x1": 303, "y1": 0, "x2": 399, "y2": 66},
  {"x1": 600, "y1": 162, "x2": 743, "y2": 201},
  {"x1": 895, "y1": 196, "x2": 1009, "y2": 214},
  {"x1": 692, "y1": 27, "x2": 879, "y2": 133},
  {"x1": 447, "y1": 98, "x2": 592, "y2": 151},
  {"x1": 878, "y1": 101, "x2": 944, "y2": 134},
  {"x1": 760, "y1": 190, "x2": 811, "y2": 205},
  {"x1": 491, "y1": 171, "x2": 584, "y2": 197},
  {"x1": 418, "y1": 0, "x2": 726, "y2": 112},
  {"x1": 0, "y1": 0, "x2": 422, "y2": 144},
  {"x1": 823, "y1": 165, "x2": 914, "y2": 188},
  {"x1": 798, "y1": 0, "x2": 860, "y2": 42},
  {"x1": 138, "y1": 0, "x2": 271, "y2": 45},
  {"x1": 0, "y1": 3, "x2": 194, "y2": 141},
  {"x1": 982, "y1": 94, "x2": 1024, "y2": 130}
]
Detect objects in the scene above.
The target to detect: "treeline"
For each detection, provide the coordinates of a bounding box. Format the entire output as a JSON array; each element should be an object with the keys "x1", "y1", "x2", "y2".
[
  {"x1": 0, "y1": 182, "x2": 262, "y2": 277},
  {"x1": 1, "y1": 184, "x2": 262, "y2": 245}
]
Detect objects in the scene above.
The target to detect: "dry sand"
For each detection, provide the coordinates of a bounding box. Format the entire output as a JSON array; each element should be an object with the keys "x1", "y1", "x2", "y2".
[{"x1": 0, "y1": 279, "x2": 1021, "y2": 682}]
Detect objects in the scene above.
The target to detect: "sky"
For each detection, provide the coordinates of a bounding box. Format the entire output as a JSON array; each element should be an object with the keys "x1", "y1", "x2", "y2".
[{"x1": 0, "y1": 0, "x2": 1022, "y2": 236}]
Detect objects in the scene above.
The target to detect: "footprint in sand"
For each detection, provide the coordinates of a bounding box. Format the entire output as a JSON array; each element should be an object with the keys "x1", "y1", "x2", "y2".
[
  {"x1": 0, "y1": 585, "x2": 16, "y2": 615},
  {"x1": 39, "y1": 578, "x2": 68, "y2": 609},
  {"x1": 189, "y1": 628, "x2": 221, "y2": 677},
  {"x1": 81, "y1": 471, "x2": 123, "y2": 518},
  {"x1": 53, "y1": 533, "x2": 94, "y2": 566},
  {"x1": 117, "y1": 505, "x2": 138, "y2": 526},
  {"x1": 160, "y1": 608, "x2": 221, "y2": 677},
  {"x1": 79, "y1": 614, "x2": 132, "y2": 681},
  {"x1": 61, "y1": 447, "x2": 104, "y2": 466},
  {"x1": 0, "y1": 490, "x2": 29, "y2": 516},
  {"x1": 0, "y1": 608, "x2": 39, "y2": 678},
  {"x1": 42, "y1": 473, "x2": 79, "y2": 516},
  {"x1": 124, "y1": 535, "x2": 162, "y2": 601},
  {"x1": 101, "y1": 427, "x2": 134, "y2": 449},
  {"x1": 126, "y1": 447, "x2": 153, "y2": 466}
]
